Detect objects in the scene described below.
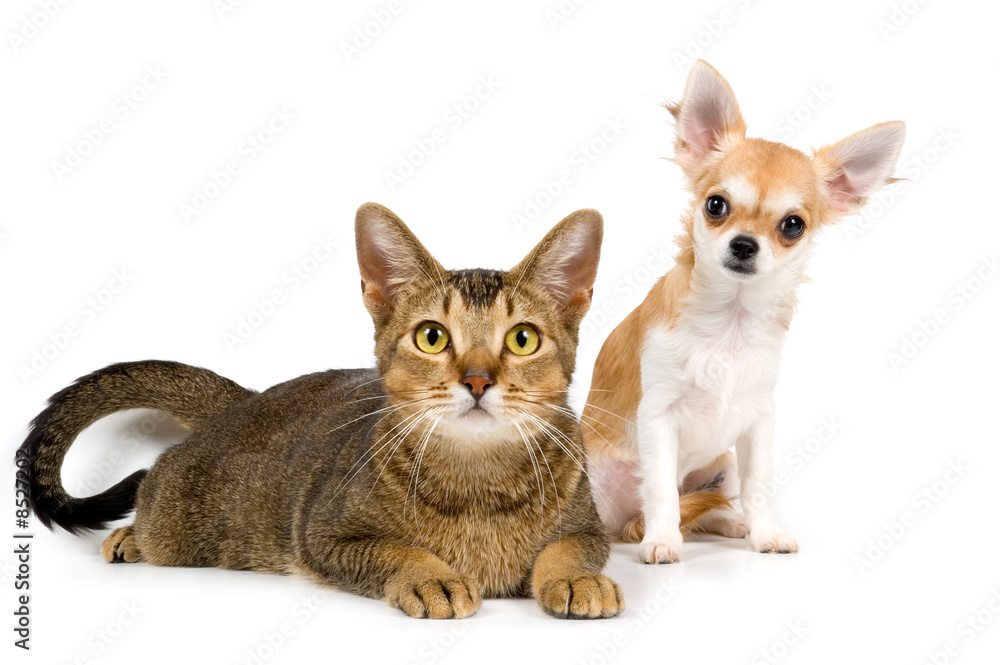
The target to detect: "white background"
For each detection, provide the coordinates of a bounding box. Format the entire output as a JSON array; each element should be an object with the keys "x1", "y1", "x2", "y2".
[{"x1": 4, "y1": 1, "x2": 999, "y2": 664}]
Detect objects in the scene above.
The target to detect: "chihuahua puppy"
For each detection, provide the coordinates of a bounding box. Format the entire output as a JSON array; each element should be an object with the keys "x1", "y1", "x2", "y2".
[{"x1": 582, "y1": 61, "x2": 904, "y2": 563}]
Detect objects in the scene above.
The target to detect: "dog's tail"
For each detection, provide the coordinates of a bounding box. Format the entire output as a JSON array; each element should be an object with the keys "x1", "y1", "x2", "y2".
[
  {"x1": 619, "y1": 471, "x2": 733, "y2": 543},
  {"x1": 678, "y1": 471, "x2": 732, "y2": 537},
  {"x1": 17, "y1": 360, "x2": 254, "y2": 533}
]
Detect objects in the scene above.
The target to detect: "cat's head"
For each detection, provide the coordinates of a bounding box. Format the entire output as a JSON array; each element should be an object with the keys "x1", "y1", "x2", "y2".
[{"x1": 355, "y1": 203, "x2": 602, "y2": 446}]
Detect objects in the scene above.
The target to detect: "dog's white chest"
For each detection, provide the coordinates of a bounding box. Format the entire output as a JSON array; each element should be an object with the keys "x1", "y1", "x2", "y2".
[{"x1": 641, "y1": 304, "x2": 785, "y2": 474}]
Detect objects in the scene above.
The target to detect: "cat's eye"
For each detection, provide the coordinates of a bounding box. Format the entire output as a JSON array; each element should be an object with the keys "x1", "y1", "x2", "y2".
[
  {"x1": 705, "y1": 195, "x2": 729, "y2": 220},
  {"x1": 414, "y1": 322, "x2": 450, "y2": 354},
  {"x1": 505, "y1": 324, "x2": 540, "y2": 356}
]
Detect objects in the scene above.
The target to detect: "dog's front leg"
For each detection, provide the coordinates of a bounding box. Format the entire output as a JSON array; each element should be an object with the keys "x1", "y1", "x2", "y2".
[
  {"x1": 636, "y1": 395, "x2": 683, "y2": 563},
  {"x1": 736, "y1": 406, "x2": 799, "y2": 554}
]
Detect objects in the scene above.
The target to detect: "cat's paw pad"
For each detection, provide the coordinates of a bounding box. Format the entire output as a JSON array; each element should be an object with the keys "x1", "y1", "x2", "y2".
[
  {"x1": 387, "y1": 574, "x2": 482, "y2": 619},
  {"x1": 101, "y1": 526, "x2": 143, "y2": 563},
  {"x1": 639, "y1": 536, "x2": 683, "y2": 564},
  {"x1": 750, "y1": 528, "x2": 799, "y2": 554},
  {"x1": 537, "y1": 574, "x2": 624, "y2": 619}
]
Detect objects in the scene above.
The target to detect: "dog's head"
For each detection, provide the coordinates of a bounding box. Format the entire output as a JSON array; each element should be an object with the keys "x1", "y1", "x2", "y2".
[{"x1": 670, "y1": 61, "x2": 904, "y2": 281}]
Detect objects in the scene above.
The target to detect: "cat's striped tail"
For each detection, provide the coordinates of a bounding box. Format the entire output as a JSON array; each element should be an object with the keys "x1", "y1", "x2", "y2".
[{"x1": 17, "y1": 360, "x2": 254, "y2": 533}]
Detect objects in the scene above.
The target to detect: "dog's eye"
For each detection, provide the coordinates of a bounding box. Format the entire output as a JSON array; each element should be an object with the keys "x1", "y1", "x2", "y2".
[
  {"x1": 705, "y1": 195, "x2": 728, "y2": 220},
  {"x1": 780, "y1": 215, "x2": 805, "y2": 239}
]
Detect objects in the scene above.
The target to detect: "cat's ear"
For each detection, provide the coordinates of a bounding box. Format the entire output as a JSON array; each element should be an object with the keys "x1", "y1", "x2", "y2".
[
  {"x1": 355, "y1": 203, "x2": 445, "y2": 323},
  {"x1": 510, "y1": 208, "x2": 603, "y2": 326}
]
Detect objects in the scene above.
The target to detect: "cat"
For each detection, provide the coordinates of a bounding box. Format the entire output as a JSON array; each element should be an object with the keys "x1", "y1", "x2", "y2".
[{"x1": 20, "y1": 203, "x2": 634, "y2": 619}]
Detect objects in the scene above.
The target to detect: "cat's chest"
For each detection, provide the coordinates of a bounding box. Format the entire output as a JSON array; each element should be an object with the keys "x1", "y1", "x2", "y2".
[
  {"x1": 401, "y1": 495, "x2": 559, "y2": 597},
  {"x1": 433, "y1": 514, "x2": 546, "y2": 596}
]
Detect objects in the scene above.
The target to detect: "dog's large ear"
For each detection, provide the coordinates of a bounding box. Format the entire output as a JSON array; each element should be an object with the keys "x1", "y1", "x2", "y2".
[
  {"x1": 669, "y1": 60, "x2": 747, "y2": 174},
  {"x1": 355, "y1": 203, "x2": 445, "y2": 326},
  {"x1": 813, "y1": 121, "x2": 906, "y2": 215},
  {"x1": 509, "y1": 209, "x2": 603, "y2": 327}
]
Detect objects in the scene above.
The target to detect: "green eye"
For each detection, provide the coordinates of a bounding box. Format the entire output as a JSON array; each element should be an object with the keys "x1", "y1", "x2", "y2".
[
  {"x1": 415, "y1": 322, "x2": 450, "y2": 354},
  {"x1": 505, "y1": 324, "x2": 540, "y2": 356}
]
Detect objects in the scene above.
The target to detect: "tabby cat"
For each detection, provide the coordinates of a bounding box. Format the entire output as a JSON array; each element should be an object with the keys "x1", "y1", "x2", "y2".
[{"x1": 19, "y1": 203, "x2": 625, "y2": 619}]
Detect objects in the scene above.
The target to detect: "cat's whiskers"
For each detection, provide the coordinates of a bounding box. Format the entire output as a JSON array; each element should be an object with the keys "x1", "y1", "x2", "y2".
[
  {"x1": 338, "y1": 389, "x2": 443, "y2": 407},
  {"x1": 521, "y1": 392, "x2": 638, "y2": 428},
  {"x1": 511, "y1": 418, "x2": 546, "y2": 516},
  {"x1": 331, "y1": 406, "x2": 436, "y2": 500},
  {"x1": 521, "y1": 388, "x2": 616, "y2": 394},
  {"x1": 516, "y1": 398, "x2": 631, "y2": 499},
  {"x1": 517, "y1": 409, "x2": 623, "y2": 515},
  {"x1": 323, "y1": 395, "x2": 437, "y2": 436},
  {"x1": 514, "y1": 413, "x2": 564, "y2": 528},
  {"x1": 529, "y1": 428, "x2": 564, "y2": 533},
  {"x1": 513, "y1": 397, "x2": 618, "y2": 449},
  {"x1": 340, "y1": 375, "x2": 389, "y2": 398},
  {"x1": 405, "y1": 410, "x2": 444, "y2": 527},
  {"x1": 360, "y1": 406, "x2": 441, "y2": 507}
]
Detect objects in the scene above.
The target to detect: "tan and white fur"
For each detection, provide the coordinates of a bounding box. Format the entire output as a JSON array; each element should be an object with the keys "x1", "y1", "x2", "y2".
[{"x1": 582, "y1": 61, "x2": 904, "y2": 563}]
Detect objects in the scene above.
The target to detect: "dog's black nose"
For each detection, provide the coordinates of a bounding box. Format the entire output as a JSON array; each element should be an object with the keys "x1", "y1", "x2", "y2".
[{"x1": 729, "y1": 236, "x2": 759, "y2": 261}]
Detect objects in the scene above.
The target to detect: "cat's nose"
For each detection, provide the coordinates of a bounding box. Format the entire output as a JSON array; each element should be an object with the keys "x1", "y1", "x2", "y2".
[{"x1": 461, "y1": 374, "x2": 494, "y2": 399}]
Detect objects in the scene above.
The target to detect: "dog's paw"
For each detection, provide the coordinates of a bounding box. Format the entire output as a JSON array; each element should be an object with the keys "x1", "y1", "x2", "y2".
[
  {"x1": 749, "y1": 528, "x2": 799, "y2": 554},
  {"x1": 697, "y1": 509, "x2": 748, "y2": 539},
  {"x1": 386, "y1": 572, "x2": 482, "y2": 619},
  {"x1": 639, "y1": 534, "x2": 684, "y2": 564},
  {"x1": 719, "y1": 516, "x2": 748, "y2": 539},
  {"x1": 537, "y1": 574, "x2": 624, "y2": 619}
]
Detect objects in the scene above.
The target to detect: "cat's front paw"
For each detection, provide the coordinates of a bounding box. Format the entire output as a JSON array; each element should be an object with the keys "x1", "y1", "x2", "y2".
[
  {"x1": 537, "y1": 574, "x2": 624, "y2": 619},
  {"x1": 749, "y1": 527, "x2": 799, "y2": 554},
  {"x1": 386, "y1": 571, "x2": 482, "y2": 619}
]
